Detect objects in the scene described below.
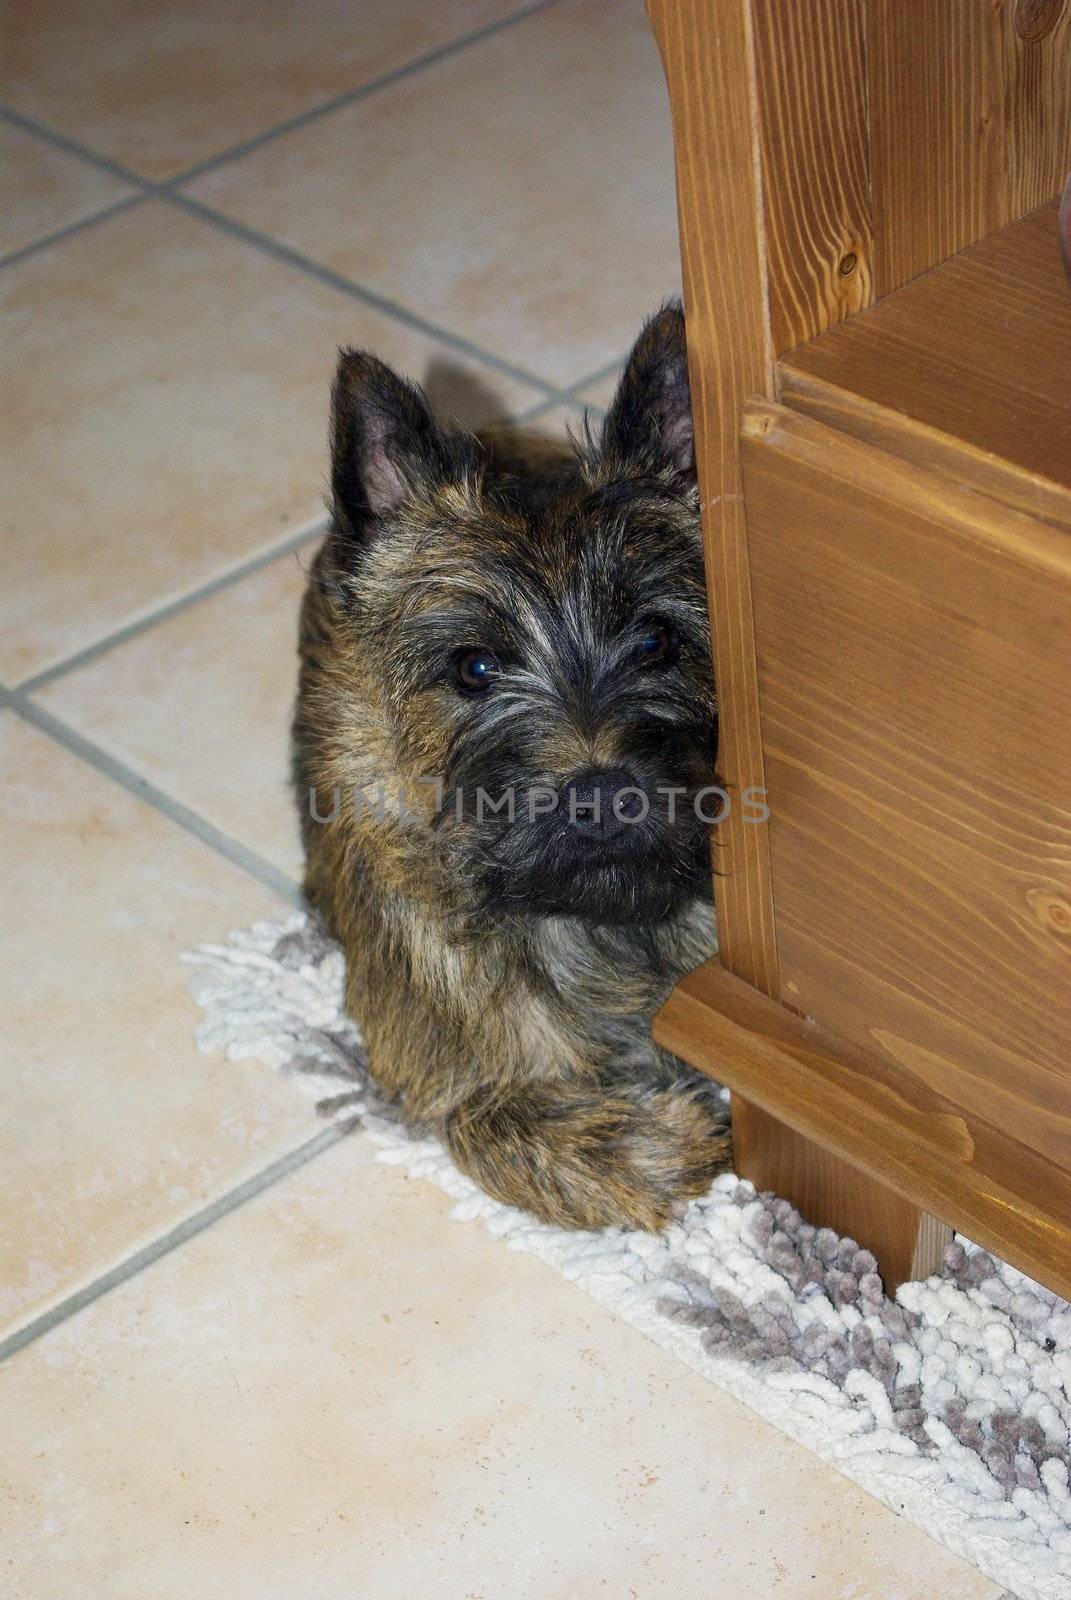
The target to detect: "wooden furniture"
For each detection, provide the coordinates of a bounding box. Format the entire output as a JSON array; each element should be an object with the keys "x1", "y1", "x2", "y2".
[{"x1": 646, "y1": 0, "x2": 1071, "y2": 1295}]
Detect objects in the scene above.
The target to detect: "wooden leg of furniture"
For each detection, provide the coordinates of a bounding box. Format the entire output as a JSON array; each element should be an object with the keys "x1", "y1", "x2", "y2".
[{"x1": 732, "y1": 1097, "x2": 953, "y2": 1294}]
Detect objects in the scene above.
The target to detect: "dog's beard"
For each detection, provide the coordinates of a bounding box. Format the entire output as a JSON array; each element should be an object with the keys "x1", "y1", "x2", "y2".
[
  {"x1": 479, "y1": 839, "x2": 710, "y2": 924},
  {"x1": 430, "y1": 703, "x2": 718, "y2": 927},
  {"x1": 453, "y1": 787, "x2": 713, "y2": 926}
]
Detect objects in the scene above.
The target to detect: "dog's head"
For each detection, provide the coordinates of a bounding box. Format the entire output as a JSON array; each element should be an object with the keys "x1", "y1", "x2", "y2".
[{"x1": 304, "y1": 305, "x2": 718, "y2": 927}]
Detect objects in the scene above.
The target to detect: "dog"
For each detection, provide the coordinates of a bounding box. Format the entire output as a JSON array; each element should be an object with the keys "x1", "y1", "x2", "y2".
[{"x1": 293, "y1": 303, "x2": 732, "y2": 1230}]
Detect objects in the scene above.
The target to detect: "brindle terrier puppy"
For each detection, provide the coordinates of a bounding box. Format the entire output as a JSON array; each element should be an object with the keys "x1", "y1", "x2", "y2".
[{"x1": 294, "y1": 304, "x2": 731, "y2": 1230}]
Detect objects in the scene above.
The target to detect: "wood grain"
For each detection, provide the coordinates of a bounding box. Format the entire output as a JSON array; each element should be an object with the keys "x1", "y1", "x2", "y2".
[
  {"x1": 650, "y1": 0, "x2": 1071, "y2": 1290},
  {"x1": 1005, "y1": 0, "x2": 1071, "y2": 219},
  {"x1": 654, "y1": 958, "x2": 1071, "y2": 1299},
  {"x1": 868, "y1": 0, "x2": 1006, "y2": 294},
  {"x1": 647, "y1": 1, "x2": 1070, "y2": 989},
  {"x1": 867, "y1": 0, "x2": 1071, "y2": 295},
  {"x1": 740, "y1": 401, "x2": 1071, "y2": 1171},
  {"x1": 781, "y1": 202, "x2": 1071, "y2": 527},
  {"x1": 732, "y1": 1100, "x2": 953, "y2": 1293},
  {"x1": 778, "y1": 369, "x2": 1071, "y2": 535},
  {"x1": 751, "y1": 0, "x2": 873, "y2": 350},
  {"x1": 647, "y1": 0, "x2": 780, "y2": 996}
]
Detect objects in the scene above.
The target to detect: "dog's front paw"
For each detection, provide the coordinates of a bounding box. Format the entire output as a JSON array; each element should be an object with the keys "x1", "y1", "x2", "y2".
[
  {"x1": 612, "y1": 1080, "x2": 732, "y2": 1228},
  {"x1": 443, "y1": 1076, "x2": 731, "y2": 1233}
]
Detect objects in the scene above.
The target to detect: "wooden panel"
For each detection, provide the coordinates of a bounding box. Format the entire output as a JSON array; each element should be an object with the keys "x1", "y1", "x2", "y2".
[
  {"x1": 739, "y1": 401, "x2": 1071, "y2": 1171},
  {"x1": 867, "y1": 0, "x2": 1071, "y2": 295},
  {"x1": 779, "y1": 371, "x2": 1071, "y2": 535},
  {"x1": 647, "y1": 0, "x2": 780, "y2": 995},
  {"x1": 649, "y1": 0, "x2": 1070, "y2": 990},
  {"x1": 781, "y1": 202, "x2": 1071, "y2": 528},
  {"x1": 1006, "y1": 0, "x2": 1071, "y2": 219},
  {"x1": 654, "y1": 958, "x2": 1071, "y2": 1299},
  {"x1": 868, "y1": 0, "x2": 1006, "y2": 293},
  {"x1": 650, "y1": 1, "x2": 1071, "y2": 1291},
  {"x1": 751, "y1": 0, "x2": 873, "y2": 350},
  {"x1": 732, "y1": 1100, "x2": 953, "y2": 1292}
]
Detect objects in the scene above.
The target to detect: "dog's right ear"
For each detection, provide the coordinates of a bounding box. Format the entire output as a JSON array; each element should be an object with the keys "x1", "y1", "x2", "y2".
[
  {"x1": 331, "y1": 349, "x2": 458, "y2": 535},
  {"x1": 600, "y1": 302, "x2": 694, "y2": 486}
]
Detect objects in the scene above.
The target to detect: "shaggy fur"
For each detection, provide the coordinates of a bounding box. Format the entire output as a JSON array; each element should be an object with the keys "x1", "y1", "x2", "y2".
[{"x1": 293, "y1": 304, "x2": 731, "y2": 1229}]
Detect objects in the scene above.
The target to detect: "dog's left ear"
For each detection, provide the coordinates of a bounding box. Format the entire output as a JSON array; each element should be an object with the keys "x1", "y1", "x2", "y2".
[{"x1": 600, "y1": 302, "x2": 695, "y2": 484}]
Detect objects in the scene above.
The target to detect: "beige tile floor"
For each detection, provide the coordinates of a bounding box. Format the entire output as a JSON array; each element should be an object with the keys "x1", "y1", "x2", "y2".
[
  {"x1": 186, "y1": 0, "x2": 683, "y2": 386},
  {"x1": 0, "y1": 120, "x2": 135, "y2": 263},
  {"x1": 3, "y1": 1138, "x2": 1004, "y2": 1600},
  {"x1": 0, "y1": 4, "x2": 1002, "y2": 1595}
]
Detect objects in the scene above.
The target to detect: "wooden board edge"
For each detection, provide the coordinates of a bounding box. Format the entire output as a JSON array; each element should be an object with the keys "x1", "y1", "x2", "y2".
[
  {"x1": 741, "y1": 399, "x2": 1071, "y2": 582},
  {"x1": 778, "y1": 363, "x2": 1071, "y2": 534},
  {"x1": 654, "y1": 959, "x2": 1071, "y2": 1300},
  {"x1": 647, "y1": 0, "x2": 781, "y2": 997}
]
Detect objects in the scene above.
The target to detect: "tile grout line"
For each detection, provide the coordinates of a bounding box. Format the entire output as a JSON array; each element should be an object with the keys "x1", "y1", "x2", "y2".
[
  {"x1": 0, "y1": 1126, "x2": 349, "y2": 1364},
  {"x1": 17, "y1": 517, "x2": 329, "y2": 694},
  {"x1": 14, "y1": 363, "x2": 616, "y2": 697},
  {"x1": 166, "y1": 190, "x2": 567, "y2": 401},
  {"x1": 561, "y1": 352, "x2": 627, "y2": 399},
  {"x1": 0, "y1": 103, "x2": 146, "y2": 186},
  {"x1": 495, "y1": 353, "x2": 624, "y2": 425},
  {"x1": 12, "y1": 353, "x2": 614, "y2": 701},
  {"x1": 0, "y1": 0, "x2": 563, "y2": 194},
  {"x1": 7, "y1": 692, "x2": 304, "y2": 907},
  {"x1": 170, "y1": 193, "x2": 626, "y2": 408},
  {"x1": 166, "y1": 0, "x2": 566, "y2": 187},
  {"x1": 0, "y1": 0, "x2": 633, "y2": 1374},
  {"x1": 0, "y1": 0, "x2": 628, "y2": 414},
  {"x1": 0, "y1": 100, "x2": 572, "y2": 407},
  {"x1": 0, "y1": 162, "x2": 627, "y2": 415},
  {"x1": 515, "y1": 396, "x2": 574, "y2": 426},
  {"x1": 516, "y1": 396, "x2": 605, "y2": 429},
  {"x1": 0, "y1": 3, "x2": 572, "y2": 401},
  {"x1": 0, "y1": 191, "x2": 148, "y2": 272}
]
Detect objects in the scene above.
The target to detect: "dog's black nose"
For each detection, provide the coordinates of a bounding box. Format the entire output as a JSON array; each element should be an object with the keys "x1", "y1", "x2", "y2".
[{"x1": 560, "y1": 767, "x2": 645, "y2": 837}]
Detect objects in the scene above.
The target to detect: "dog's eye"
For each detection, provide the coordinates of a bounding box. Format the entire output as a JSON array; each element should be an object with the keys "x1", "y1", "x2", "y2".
[
  {"x1": 455, "y1": 648, "x2": 501, "y2": 692},
  {"x1": 638, "y1": 622, "x2": 680, "y2": 667}
]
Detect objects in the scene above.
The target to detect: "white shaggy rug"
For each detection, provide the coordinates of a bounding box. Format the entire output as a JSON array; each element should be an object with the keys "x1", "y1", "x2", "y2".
[{"x1": 185, "y1": 913, "x2": 1071, "y2": 1600}]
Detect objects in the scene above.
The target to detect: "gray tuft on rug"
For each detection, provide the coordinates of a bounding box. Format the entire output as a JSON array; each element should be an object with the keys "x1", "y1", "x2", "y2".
[{"x1": 185, "y1": 912, "x2": 1071, "y2": 1600}]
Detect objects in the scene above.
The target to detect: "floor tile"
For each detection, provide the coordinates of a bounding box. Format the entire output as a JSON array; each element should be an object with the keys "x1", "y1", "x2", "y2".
[
  {"x1": 35, "y1": 546, "x2": 313, "y2": 882},
  {"x1": 575, "y1": 364, "x2": 624, "y2": 411},
  {"x1": 513, "y1": 402, "x2": 583, "y2": 439},
  {"x1": 0, "y1": 711, "x2": 317, "y2": 1337},
  {"x1": 0, "y1": 200, "x2": 540, "y2": 686},
  {"x1": 1, "y1": 1132, "x2": 1001, "y2": 1600},
  {"x1": 0, "y1": 120, "x2": 134, "y2": 261},
  {"x1": 29, "y1": 401, "x2": 594, "y2": 883},
  {"x1": 0, "y1": 0, "x2": 536, "y2": 181},
  {"x1": 186, "y1": 0, "x2": 683, "y2": 388}
]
